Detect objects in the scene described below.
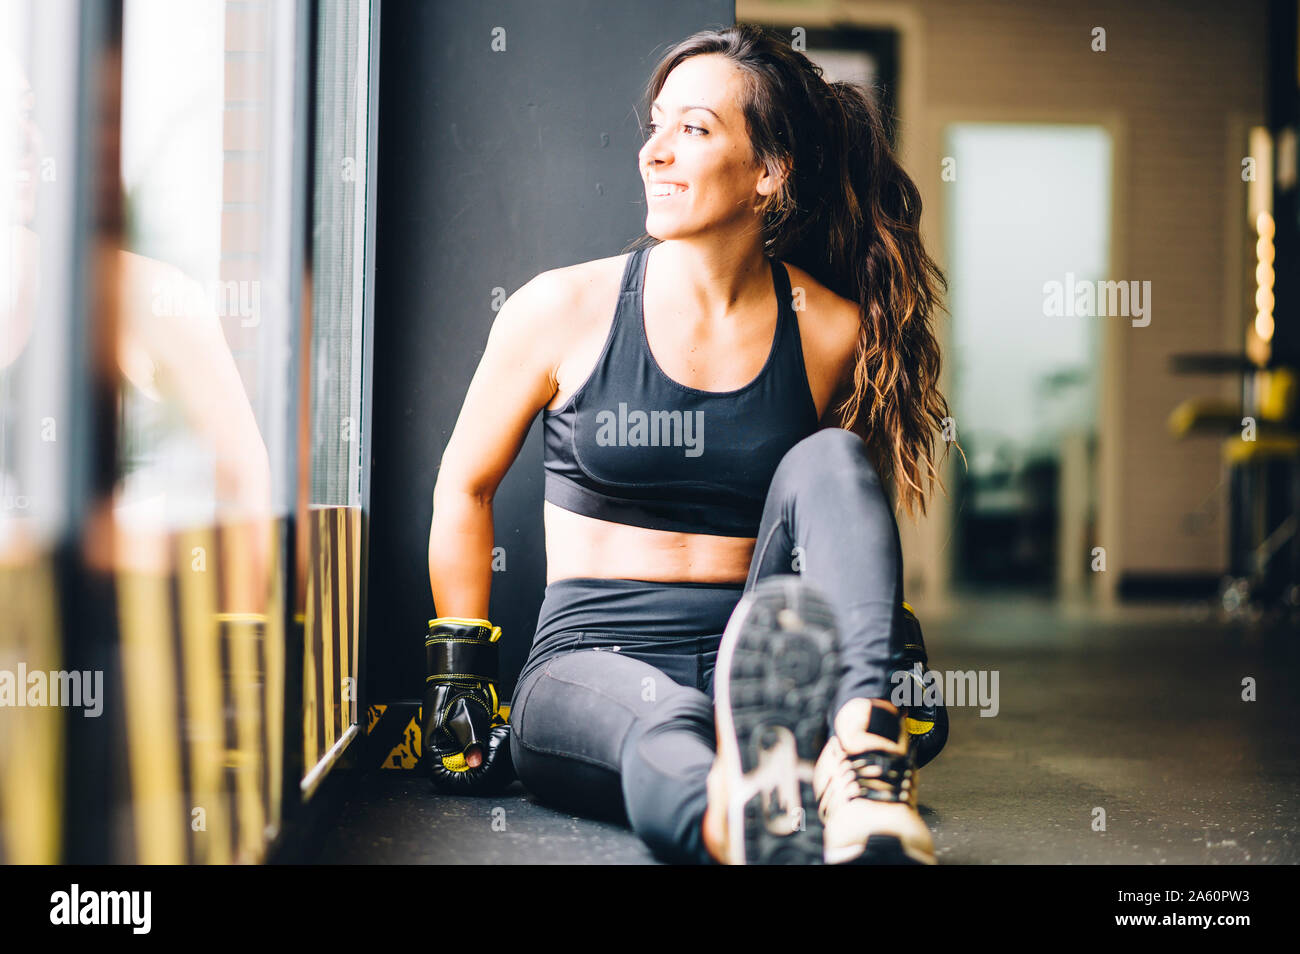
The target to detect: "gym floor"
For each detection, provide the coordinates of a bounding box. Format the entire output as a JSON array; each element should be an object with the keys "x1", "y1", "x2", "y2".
[{"x1": 304, "y1": 594, "x2": 1299, "y2": 864}]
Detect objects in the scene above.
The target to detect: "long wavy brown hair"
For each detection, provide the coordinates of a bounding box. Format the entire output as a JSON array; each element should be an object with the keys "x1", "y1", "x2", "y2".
[{"x1": 633, "y1": 24, "x2": 959, "y2": 519}]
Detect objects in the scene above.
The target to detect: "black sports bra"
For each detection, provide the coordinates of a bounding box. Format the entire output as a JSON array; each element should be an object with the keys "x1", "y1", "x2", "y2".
[{"x1": 542, "y1": 244, "x2": 821, "y2": 537}]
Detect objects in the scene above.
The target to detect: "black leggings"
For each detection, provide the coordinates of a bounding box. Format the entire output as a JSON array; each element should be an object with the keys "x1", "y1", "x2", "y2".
[{"x1": 509, "y1": 428, "x2": 906, "y2": 864}]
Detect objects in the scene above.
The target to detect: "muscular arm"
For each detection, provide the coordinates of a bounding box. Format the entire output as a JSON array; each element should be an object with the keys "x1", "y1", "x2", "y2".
[{"x1": 428, "y1": 270, "x2": 568, "y2": 618}]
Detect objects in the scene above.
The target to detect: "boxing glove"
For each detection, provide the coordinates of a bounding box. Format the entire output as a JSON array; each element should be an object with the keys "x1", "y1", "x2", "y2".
[
  {"x1": 421, "y1": 617, "x2": 515, "y2": 795},
  {"x1": 890, "y1": 601, "x2": 949, "y2": 769}
]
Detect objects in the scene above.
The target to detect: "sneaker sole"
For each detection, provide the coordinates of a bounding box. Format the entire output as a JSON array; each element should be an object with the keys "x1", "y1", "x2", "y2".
[
  {"x1": 827, "y1": 834, "x2": 936, "y2": 866},
  {"x1": 714, "y1": 576, "x2": 840, "y2": 865}
]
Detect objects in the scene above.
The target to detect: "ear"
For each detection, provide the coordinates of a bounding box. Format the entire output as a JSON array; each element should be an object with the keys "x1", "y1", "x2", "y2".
[{"x1": 755, "y1": 155, "x2": 791, "y2": 201}]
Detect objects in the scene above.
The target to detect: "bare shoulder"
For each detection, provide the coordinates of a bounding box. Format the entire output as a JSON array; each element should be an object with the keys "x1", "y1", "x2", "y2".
[
  {"x1": 780, "y1": 259, "x2": 862, "y2": 421},
  {"x1": 519, "y1": 253, "x2": 633, "y2": 408},
  {"x1": 550, "y1": 252, "x2": 629, "y2": 322},
  {"x1": 496, "y1": 253, "x2": 626, "y2": 344},
  {"x1": 781, "y1": 259, "x2": 861, "y2": 354}
]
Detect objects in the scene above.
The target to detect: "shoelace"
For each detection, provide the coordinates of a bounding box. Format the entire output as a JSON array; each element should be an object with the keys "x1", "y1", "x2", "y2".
[{"x1": 843, "y1": 750, "x2": 914, "y2": 804}]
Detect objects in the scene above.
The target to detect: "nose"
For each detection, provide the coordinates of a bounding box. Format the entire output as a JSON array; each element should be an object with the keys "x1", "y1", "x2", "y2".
[{"x1": 640, "y1": 129, "x2": 671, "y2": 171}]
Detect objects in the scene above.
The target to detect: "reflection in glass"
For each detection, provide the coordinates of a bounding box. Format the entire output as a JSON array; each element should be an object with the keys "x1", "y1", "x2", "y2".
[
  {"x1": 107, "y1": 0, "x2": 297, "y2": 861},
  {"x1": 0, "y1": 0, "x2": 79, "y2": 864}
]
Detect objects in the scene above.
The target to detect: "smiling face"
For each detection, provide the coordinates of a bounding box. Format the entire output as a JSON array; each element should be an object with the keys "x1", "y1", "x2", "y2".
[{"x1": 639, "y1": 54, "x2": 781, "y2": 242}]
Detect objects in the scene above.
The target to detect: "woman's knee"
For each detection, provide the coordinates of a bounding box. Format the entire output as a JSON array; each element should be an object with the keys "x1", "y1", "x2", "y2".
[{"x1": 771, "y1": 427, "x2": 879, "y2": 496}]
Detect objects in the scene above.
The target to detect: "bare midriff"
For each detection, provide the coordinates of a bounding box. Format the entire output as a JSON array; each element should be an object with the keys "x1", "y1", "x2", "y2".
[{"x1": 543, "y1": 501, "x2": 756, "y2": 585}]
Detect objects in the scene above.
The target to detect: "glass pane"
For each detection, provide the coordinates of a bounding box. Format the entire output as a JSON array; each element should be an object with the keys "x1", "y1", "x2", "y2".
[
  {"x1": 309, "y1": 0, "x2": 368, "y2": 509},
  {"x1": 0, "y1": 0, "x2": 81, "y2": 865},
  {"x1": 301, "y1": 0, "x2": 371, "y2": 789},
  {"x1": 109, "y1": 0, "x2": 298, "y2": 861},
  {"x1": 118, "y1": 0, "x2": 288, "y2": 533},
  {"x1": 1, "y1": 0, "x2": 79, "y2": 548}
]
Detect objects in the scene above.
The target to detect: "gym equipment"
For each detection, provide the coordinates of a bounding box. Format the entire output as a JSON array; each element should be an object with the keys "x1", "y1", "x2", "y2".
[{"x1": 893, "y1": 602, "x2": 949, "y2": 769}]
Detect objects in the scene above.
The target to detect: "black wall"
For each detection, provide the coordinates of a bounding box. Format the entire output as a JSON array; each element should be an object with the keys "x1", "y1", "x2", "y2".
[{"x1": 367, "y1": 0, "x2": 735, "y2": 703}]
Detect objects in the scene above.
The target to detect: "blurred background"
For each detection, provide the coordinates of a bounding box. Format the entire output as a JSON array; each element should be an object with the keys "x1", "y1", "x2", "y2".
[{"x1": 1, "y1": 0, "x2": 1296, "y2": 865}]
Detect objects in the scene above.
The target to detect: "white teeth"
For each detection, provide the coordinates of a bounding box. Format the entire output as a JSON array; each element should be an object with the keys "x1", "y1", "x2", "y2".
[{"x1": 651, "y1": 183, "x2": 686, "y2": 197}]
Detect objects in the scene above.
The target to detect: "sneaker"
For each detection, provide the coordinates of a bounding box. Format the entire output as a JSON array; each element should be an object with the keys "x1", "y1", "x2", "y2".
[
  {"x1": 712, "y1": 576, "x2": 840, "y2": 864},
  {"x1": 814, "y1": 698, "x2": 936, "y2": 864}
]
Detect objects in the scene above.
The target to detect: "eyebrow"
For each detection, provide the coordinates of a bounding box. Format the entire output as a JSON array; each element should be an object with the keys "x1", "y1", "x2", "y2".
[{"x1": 650, "y1": 101, "x2": 723, "y2": 124}]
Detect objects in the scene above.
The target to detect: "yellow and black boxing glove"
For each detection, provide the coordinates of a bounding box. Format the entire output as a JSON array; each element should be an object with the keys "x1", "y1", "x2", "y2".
[
  {"x1": 891, "y1": 602, "x2": 949, "y2": 769},
  {"x1": 421, "y1": 617, "x2": 514, "y2": 795}
]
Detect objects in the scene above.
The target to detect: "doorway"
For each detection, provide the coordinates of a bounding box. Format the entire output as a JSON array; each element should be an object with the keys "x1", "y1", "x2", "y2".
[{"x1": 943, "y1": 122, "x2": 1113, "y2": 596}]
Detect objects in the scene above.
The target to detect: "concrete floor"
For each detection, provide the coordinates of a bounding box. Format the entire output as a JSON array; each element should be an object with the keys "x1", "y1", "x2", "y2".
[{"x1": 306, "y1": 594, "x2": 1300, "y2": 864}]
